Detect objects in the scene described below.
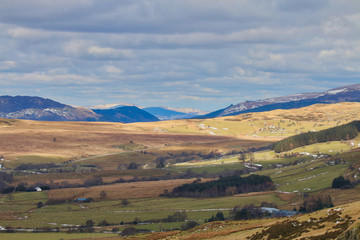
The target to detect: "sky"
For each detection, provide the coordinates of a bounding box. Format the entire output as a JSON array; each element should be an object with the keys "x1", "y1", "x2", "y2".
[{"x1": 0, "y1": 0, "x2": 359, "y2": 111}]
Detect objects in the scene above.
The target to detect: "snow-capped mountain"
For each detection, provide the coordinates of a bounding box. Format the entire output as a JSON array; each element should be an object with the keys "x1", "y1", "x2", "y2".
[
  {"x1": 199, "y1": 83, "x2": 360, "y2": 118},
  {"x1": 0, "y1": 96, "x2": 159, "y2": 123},
  {"x1": 0, "y1": 96, "x2": 100, "y2": 121}
]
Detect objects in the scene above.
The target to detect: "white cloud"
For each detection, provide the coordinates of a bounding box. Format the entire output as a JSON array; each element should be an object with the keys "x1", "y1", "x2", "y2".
[
  {"x1": 0, "y1": 60, "x2": 16, "y2": 70},
  {"x1": 103, "y1": 65, "x2": 124, "y2": 74},
  {"x1": 87, "y1": 46, "x2": 136, "y2": 59}
]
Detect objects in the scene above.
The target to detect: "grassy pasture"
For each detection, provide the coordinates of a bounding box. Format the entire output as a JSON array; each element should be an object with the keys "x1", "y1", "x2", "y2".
[
  {"x1": 282, "y1": 141, "x2": 352, "y2": 155},
  {"x1": 12, "y1": 169, "x2": 178, "y2": 186},
  {"x1": 6, "y1": 154, "x2": 67, "y2": 169},
  {"x1": 0, "y1": 193, "x2": 284, "y2": 229},
  {"x1": 155, "y1": 102, "x2": 360, "y2": 139},
  {"x1": 168, "y1": 163, "x2": 245, "y2": 175}
]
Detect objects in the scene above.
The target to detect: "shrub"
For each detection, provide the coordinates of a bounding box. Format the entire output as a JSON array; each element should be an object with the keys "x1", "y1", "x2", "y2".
[
  {"x1": 207, "y1": 211, "x2": 225, "y2": 222},
  {"x1": 180, "y1": 220, "x2": 200, "y2": 231},
  {"x1": 121, "y1": 199, "x2": 130, "y2": 206},
  {"x1": 121, "y1": 227, "x2": 137, "y2": 236},
  {"x1": 37, "y1": 201, "x2": 44, "y2": 208}
]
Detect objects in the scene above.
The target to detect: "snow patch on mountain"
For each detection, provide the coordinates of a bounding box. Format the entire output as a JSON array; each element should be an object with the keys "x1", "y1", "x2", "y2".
[
  {"x1": 326, "y1": 88, "x2": 348, "y2": 95},
  {"x1": 89, "y1": 103, "x2": 136, "y2": 110}
]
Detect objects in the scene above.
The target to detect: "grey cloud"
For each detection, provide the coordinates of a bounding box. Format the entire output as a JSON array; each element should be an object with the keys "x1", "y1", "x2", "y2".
[{"x1": 0, "y1": 0, "x2": 359, "y2": 111}]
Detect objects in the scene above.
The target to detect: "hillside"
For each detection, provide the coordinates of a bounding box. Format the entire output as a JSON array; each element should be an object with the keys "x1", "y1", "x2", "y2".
[
  {"x1": 141, "y1": 200, "x2": 360, "y2": 239},
  {"x1": 274, "y1": 121, "x2": 360, "y2": 152},
  {"x1": 1, "y1": 102, "x2": 360, "y2": 164},
  {"x1": 133, "y1": 102, "x2": 360, "y2": 140},
  {"x1": 200, "y1": 83, "x2": 360, "y2": 118}
]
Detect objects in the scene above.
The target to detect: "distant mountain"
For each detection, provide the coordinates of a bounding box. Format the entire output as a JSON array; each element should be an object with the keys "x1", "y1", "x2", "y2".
[
  {"x1": 0, "y1": 96, "x2": 159, "y2": 123},
  {"x1": 92, "y1": 104, "x2": 208, "y2": 120},
  {"x1": 88, "y1": 103, "x2": 136, "y2": 110},
  {"x1": 142, "y1": 106, "x2": 207, "y2": 120},
  {"x1": 165, "y1": 107, "x2": 208, "y2": 116},
  {"x1": 0, "y1": 96, "x2": 100, "y2": 121},
  {"x1": 92, "y1": 106, "x2": 159, "y2": 123},
  {"x1": 142, "y1": 107, "x2": 188, "y2": 120},
  {"x1": 143, "y1": 107, "x2": 208, "y2": 120},
  {"x1": 199, "y1": 83, "x2": 360, "y2": 118}
]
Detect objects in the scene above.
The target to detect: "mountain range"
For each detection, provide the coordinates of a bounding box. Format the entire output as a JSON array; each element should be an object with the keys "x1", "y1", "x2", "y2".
[
  {"x1": 0, "y1": 96, "x2": 158, "y2": 123},
  {"x1": 198, "y1": 83, "x2": 360, "y2": 118},
  {"x1": 0, "y1": 83, "x2": 360, "y2": 123}
]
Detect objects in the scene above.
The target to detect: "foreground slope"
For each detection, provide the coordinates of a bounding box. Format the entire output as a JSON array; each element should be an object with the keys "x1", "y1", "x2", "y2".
[{"x1": 142, "y1": 200, "x2": 360, "y2": 239}]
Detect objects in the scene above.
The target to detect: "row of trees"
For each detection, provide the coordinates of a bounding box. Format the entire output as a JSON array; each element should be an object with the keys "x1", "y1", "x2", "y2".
[
  {"x1": 164, "y1": 174, "x2": 275, "y2": 198},
  {"x1": 298, "y1": 194, "x2": 334, "y2": 213},
  {"x1": 273, "y1": 121, "x2": 360, "y2": 152}
]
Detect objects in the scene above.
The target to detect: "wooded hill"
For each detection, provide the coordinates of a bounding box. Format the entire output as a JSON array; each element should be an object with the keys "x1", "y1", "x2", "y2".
[{"x1": 273, "y1": 120, "x2": 360, "y2": 153}]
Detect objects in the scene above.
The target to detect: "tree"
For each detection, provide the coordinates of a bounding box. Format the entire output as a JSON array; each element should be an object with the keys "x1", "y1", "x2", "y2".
[
  {"x1": 121, "y1": 199, "x2": 130, "y2": 207},
  {"x1": 85, "y1": 219, "x2": 94, "y2": 228},
  {"x1": 215, "y1": 211, "x2": 225, "y2": 221},
  {"x1": 98, "y1": 219, "x2": 110, "y2": 226},
  {"x1": 121, "y1": 227, "x2": 137, "y2": 236},
  {"x1": 156, "y1": 158, "x2": 166, "y2": 168},
  {"x1": 37, "y1": 201, "x2": 43, "y2": 208},
  {"x1": 180, "y1": 220, "x2": 199, "y2": 231},
  {"x1": 127, "y1": 162, "x2": 140, "y2": 170},
  {"x1": 99, "y1": 190, "x2": 107, "y2": 199},
  {"x1": 208, "y1": 211, "x2": 225, "y2": 222},
  {"x1": 238, "y1": 152, "x2": 246, "y2": 163},
  {"x1": 85, "y1": 219, "x2": 95, "y2": 232},
  {"x1": 248, "y1": 152, "x2": 255, "y2": 162},
  {"x1": 332, "y1": 176, "x2": 351, "y2": 189}
]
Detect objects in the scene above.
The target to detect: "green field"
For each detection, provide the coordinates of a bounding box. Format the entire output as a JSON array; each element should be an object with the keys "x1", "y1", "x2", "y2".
[
  {"x1": 282, "y1": 141, "x2": 352, "y2": 155},
  {"x1": 168, "y1": 163, "x2": 245, "y2": 175},
  {"x1": 0, "y1": 192, "x2": 284, "y2": 230},
  {"x1": 7, "y1": 155, "x2": 67, "y2": 169}
]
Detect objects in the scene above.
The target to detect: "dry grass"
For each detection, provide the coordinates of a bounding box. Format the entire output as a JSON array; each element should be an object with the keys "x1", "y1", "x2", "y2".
[
  {"x1": 0, "y1": 119, "x2": 237, "y2": 166},
  {"x1": 47, "y1": 178, "x2": 208, "y2": 200},
  {"x1": 3, "y1": 102, "x2": 360, "y2": 166}
]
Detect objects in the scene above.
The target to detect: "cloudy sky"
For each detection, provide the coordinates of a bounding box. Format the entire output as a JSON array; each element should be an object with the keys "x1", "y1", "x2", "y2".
[{"x1": 0, "y1": 0, "x2": 359, "y2": 111}]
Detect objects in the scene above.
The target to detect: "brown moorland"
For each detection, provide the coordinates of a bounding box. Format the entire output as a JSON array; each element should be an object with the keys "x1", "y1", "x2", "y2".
[
  {"x1": 0, "y1": 119, "x2": 238, "y2": 161},
  {"x1": 47, "y1": 178, "x2": 211, "y2": 200}
]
